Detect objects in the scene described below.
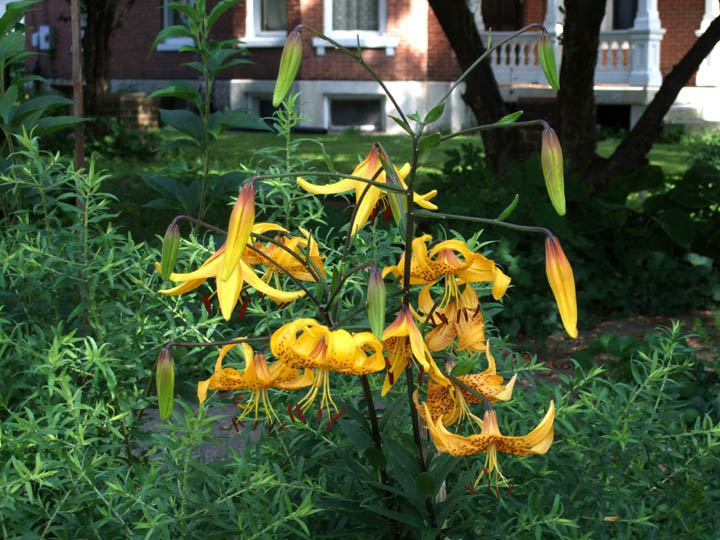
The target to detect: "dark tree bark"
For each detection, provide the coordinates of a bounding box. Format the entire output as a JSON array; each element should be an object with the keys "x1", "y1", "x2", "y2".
[
  {"x1": 428, "y1": 0, "x2": 517, "y2": 173},
  {"x1": 553, "y1": 0, "x2": 607, "y2": 175},
  {"x1": 591, "y1": 15, "x2": 720, "y2": 188},
  {"x1": 81, "y1": 0, "x2": 136, "y2": 118}
]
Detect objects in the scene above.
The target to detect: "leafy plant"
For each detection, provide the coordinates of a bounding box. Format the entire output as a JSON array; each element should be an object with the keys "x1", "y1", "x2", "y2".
[{"x1": 144, "y1": 0, "x2": 271, "y2": 219}]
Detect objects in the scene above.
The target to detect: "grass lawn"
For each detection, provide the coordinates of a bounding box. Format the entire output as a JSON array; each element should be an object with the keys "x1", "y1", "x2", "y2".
[
  {"x1": 596, "y1": 137, "x2": 695, "y2": 178},
  {"x1": 99, "y1": 129, "x2": 698, "y2": 242}
]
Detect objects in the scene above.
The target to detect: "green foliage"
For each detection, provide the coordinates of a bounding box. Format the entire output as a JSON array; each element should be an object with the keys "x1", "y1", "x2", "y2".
[
  {"x1": 0, "y1": 1, "x2": 83, "y2": 159},
  {"x1": 144, "y1": 0, "x2": 269, "y2": 220},
  {"x1": 425, "y1": 141, "x2": 720, "y2": 337}
]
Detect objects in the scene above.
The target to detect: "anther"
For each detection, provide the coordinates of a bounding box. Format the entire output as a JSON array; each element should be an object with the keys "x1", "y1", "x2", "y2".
[{"x1": 287, "y1": 403, "x2": 296, "y2": 422}]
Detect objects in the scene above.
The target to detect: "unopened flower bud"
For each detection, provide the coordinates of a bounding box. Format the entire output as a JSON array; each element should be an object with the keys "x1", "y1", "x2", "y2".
[
  {"x1": 160, "y1": 223, "x2": 181, "y2": 280},
  {"x1": 222, "y1": 182, "x2": 255, "y2": 282},
  {"x1": 539, "y1": 33, "x2": 560, "y2": 90},
  {"x1": 367, "y1": 264, "x2": 386, "y2": 340},
  {"x1": 541, "y1": 127, "x2": 566, "y2": 216},
  {"x1": 545, "y1": 235, "x2": 577, "y2": 338},
  {"x1": 156, "y1": 346, "x2": 175, "y2": 421},
  {"x1": 273, "y1": 30, "x2": 302, "y2": 107}
]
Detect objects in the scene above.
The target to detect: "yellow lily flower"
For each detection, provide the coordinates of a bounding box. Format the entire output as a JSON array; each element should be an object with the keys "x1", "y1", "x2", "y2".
[
  {"x1": 157, "y1": 224, "x2": 306, "y2": 321},
  {"x1": 419, "y1": 284, "x2": 486, "y2": 352},
  {"x1": 297, "y1": 146, "x2": 438, "y2": 236},
  {"x1": 382, "y1": 235, "x2": 511, "y2": 303},
  {"x1": 197, "y1": 340, "x2": 314, "y2": 424},
  {"x1": 381, "y1": 306, "x2": 451, "y2": 396},
  {"x1": 415, "y1": 341, "x2": 516, "y2": 426},
  {"x1": 270, "y1": 319, "x2": 385, "y2": 414},
  {"x1": 244, "y1": 226, "x2": 325, "y2": 283},
  {"x1": 418, "y1": 399, "x2": 555, "y2": 488},
  {"x1": 545, "y1": 235, "x2": 578, "y2": 338}
]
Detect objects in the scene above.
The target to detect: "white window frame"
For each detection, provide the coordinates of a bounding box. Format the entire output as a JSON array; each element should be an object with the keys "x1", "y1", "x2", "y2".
[
  {"x1": 157, "y1": 2, "x2": 194, "y2": 52},
  {"x1": 240, "y1": 0, "x2": 287, "y2": 48},
  {"x1": 312, "y1": 0, "x2": 398, "y2": 56},
  {"x1": 325, "y1": 94, "x2": 386, "y2": 132}
]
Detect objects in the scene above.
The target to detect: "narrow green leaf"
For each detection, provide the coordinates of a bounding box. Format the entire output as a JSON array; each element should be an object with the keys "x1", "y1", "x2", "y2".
[
  {"x1": 389, "y1": 114, "x2": 413, "y2": 136},
  {"x1": 496, "y1": 193, "x2": 519, "y2": 221},
  {"x1": 0, "y1": 1, "x2": 40, "y2": 36},
  {"x1": 497, "y1": 110, "x2": 523, "y2": 125},
  {"x1": 220, "y1": 109, "x2": 272, "y2": 131},
  {"x1": 424, "y1": 102, "x2": 445, "y2": 124},
  {"x1": 0, "y1": 31, "x2": 26, "y2": 63},
  {"x1": 150, "y1": 25, "x2": 193, "y2": 53},
  {"x1": 149, "y1": 83, "x2": 203, "y2": 109},
  {"x1": 9, "y1": 95, "x2": 73, "y2": 125},
  {"x1": 0, "y1": 85, "x2": 18, "y2": 124},
  {"x1": 34, "y1": 116, "x2": 87, "y2": 136},
  {"x1": 415, "y1": 472, "x2": 436, "y2": 497},
  {"x1": 158, "y1": 108, "x2": 204, "y2": 141},
  {"x1": 407, "y1": 112, "x2": 422, "y2": 123},
  {"x1": 363, "y1": 447, "x2": 387, "y2": 470},
  {"x1": 207, "y1": 0, "x2": 237, "y2": 30},
  {"x1": 417, "y1": 132, "x2": 441, "y2": 152}
]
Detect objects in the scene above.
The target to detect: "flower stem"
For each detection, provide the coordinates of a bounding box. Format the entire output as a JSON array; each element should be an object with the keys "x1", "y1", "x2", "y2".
[
  {"x1": 415, "y1": 209, "x2": 552, "y2": 236},
  {"x1": 359, "y1": 375, "x2": 390, "y2": 487},
  {"x1": 441, "y1": 119, "x2": 550, "y2": 142}
]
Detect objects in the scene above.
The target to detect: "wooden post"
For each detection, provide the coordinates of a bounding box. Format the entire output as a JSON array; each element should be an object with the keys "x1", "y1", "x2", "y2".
[{"x1": 71, "y1": 0, "x2": 84, "y2": 171}]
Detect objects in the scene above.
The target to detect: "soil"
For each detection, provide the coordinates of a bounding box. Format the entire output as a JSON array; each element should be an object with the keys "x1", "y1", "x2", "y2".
[{"x1": 514, "y1": 310, "x2": 719, "y2": 370}]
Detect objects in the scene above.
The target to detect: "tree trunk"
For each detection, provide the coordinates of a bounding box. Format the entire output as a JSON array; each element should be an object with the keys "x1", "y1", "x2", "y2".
[
  {"x1": 553, "y1": 0, "x2": 607, "y2": 176},
  {"x1": 591, "y1": 15, "x2": 720, "y2": 188},
  {"x1": 428, "y1": 0, "x2": 517, "y2": 174},
  {"x1": 82, "y1": 0, "x2": 114, "y2": 119}
]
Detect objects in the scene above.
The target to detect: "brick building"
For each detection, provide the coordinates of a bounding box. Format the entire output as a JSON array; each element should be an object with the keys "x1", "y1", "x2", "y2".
[{"x1": 19, "y1": 0, "x2": 720, "y2": 133}]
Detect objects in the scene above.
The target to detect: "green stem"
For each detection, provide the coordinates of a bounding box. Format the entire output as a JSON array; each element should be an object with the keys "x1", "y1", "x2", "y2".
[
  {"x1": 436, "y1": 23, "x2": 547, "y2": 108},
  {"x1": 359, "y1": 375, "x2": 390, "y2": 488},
  {"x1": 415, "y1": 209, "x2": 552, "y2": 236},
  {"x1": 441, "y1": 119, "x2": 550, "y2": 142},
  {"x1": 297, "y1": 25, "x2": 410, "y2": 127}
]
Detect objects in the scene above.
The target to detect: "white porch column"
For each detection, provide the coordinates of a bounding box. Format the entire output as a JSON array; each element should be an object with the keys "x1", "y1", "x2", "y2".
[
  {"x1": 629, "y1": 0, "x2": 665, "y2": 86},
  {"x1": 695, "y1": 0, "x2": 720, "y2": 86},
  {"x1": 543, "y1": 0, "x2": 564, "y2": 80},
  {"x1": 467, "y1": 0, "x2": 485, "y2": 32}
]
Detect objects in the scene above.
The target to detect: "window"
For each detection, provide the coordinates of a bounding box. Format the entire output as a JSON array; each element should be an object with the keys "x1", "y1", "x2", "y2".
[
  {"x1": 157, "y1": 0, "x2": 194, "y2": 51},
  {"x1": 328, "y1": 97, "x2": 384, "y2": 132},
  {"x1": 313, "y1": 0, "x2": 398, "y2": 55},
  {"x1": 613, "y1": 0, "x2": 637, "y2": 30},
  {"x1": 480, "y1": 0, "x2": 522, "y2": 31},
  {"x1": 242, "y1": 0, "x2": 287, "y2": 47},
  {"x1": 332, "y1": 0, "x2": 379, "y2": 31}
]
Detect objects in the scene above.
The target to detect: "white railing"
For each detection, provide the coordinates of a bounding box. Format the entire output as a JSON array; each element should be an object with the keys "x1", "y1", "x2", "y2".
[{"x1": 481, "y1": 29, "x2": 657, "y2": 86}]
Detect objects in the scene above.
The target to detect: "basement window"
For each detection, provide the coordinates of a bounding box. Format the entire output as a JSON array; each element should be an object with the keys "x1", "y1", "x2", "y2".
[{"x1": 329, "y1": 97, "x2": 384, "y2": 131}]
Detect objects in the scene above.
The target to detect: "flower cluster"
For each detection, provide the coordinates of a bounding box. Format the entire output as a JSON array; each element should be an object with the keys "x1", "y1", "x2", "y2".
[{"x1": 155, "y1": 144, "x2": 577, "y2": 490}]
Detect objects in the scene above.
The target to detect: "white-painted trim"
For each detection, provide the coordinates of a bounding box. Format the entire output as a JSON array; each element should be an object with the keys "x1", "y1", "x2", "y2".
[
  {"x1": 314, "y1": 0, "x2": 397, "y2": 55},
  {"x1": 240, "y1": 0, "x2": 287, "y2": 48}
]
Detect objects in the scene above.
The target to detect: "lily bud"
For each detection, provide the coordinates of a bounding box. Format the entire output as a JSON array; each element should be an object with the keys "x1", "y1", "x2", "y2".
[
  {"x1": 222, "y1": 182, "x2": 255, "y2": 282},
  {"x1": 273, "y1": 30, "x2": 302, "y2": 107},
  {"x1": 160, "y1": 222, "x2": 181, "y2": 280},
  {"x1": 541, "y1": 127, "x2": 566, "y2": 216},
  {"x1": 539, "y1": 33, "x2": 560, "y2": 90},
  {"x1": 156, "y1": 346, "x2": 175, "y2": 421},
  {"x1": 545, "y1": 235, "x2": 577, "y2": 338},
  {"x1": 367, "y1": 264, "x2": 386, "y2": 340}
]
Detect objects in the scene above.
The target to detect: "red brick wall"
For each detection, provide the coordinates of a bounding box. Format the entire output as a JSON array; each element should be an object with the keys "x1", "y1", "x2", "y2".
[
  {"x1": 525, "y1": 0, "x2": 545, "y2": 26},
  {"x1": 658, "y1": 0, "x2": 704, "y2": 79},
  {"x1": 297, "y1": 0, "x2": 427, "y2": 81},
  {"x1": 426, "y1": 8, "x2": 461, "y2": 81},
  {"x1": 25, "y1": 0, "x2": 709, "y2": 88}
]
